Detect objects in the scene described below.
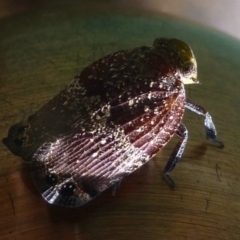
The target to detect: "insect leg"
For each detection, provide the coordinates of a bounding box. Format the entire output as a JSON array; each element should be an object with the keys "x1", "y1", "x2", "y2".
[
  {"x1": 112, "y1": 180, "x2": 122, "y2": 196},
  {"x1": 163, "y1": 123, "x2": 188, "y2": 188},
  {"x1": 185, "y1": 99, "x2": 224, "y2": 147}
]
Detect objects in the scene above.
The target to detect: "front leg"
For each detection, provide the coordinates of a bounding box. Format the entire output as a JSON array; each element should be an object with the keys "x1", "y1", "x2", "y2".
[{"x1": 186, "y1": 99, "x2": 224, "y2": 148}]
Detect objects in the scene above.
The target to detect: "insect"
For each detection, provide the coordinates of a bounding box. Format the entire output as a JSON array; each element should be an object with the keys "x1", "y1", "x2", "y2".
[{"x1": 3, "y1": 38, "x2": 223, "y2": 207}]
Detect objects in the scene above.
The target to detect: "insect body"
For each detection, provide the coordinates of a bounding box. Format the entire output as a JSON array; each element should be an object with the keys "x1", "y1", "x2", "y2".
[{"x1": 3, "y1": 38, "x2": 223, "y2": 207}]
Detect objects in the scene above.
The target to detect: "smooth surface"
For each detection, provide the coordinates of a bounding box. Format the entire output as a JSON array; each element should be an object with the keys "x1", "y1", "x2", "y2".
[
  {"x1": 0, "y1": 2, "x2": 240, "y2": 240},
  {"x1": 2, "y1": 1, "x2": 240, "y2": 39},
  {"x1": 119, "y1": 0, "x2": 240, "y2": 40}
]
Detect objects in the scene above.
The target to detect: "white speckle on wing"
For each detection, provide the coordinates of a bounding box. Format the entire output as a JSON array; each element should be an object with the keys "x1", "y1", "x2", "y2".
[
  {"x1": 144, "y1": 105, "x2": 149, "y2": 112},
  {"x1": 92, "y1": 152, "x2": 98, "y2": 158},
  {"x1": 128, "y1": 99, "x2": 134, "y2": 106}
]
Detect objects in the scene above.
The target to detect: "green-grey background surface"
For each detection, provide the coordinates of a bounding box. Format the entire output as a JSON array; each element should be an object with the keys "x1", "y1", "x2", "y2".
[
  {"x1": 1, "y1": 12, "x2": 239, "y2": 120},
  {"x1": 0, "y1": 3, "x2": 240, "y2": 239}
]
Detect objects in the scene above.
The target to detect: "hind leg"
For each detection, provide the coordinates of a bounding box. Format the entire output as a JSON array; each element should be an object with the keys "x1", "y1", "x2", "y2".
[{"x1": 163, "y1": 123, "x2": 188, "y2": 188}]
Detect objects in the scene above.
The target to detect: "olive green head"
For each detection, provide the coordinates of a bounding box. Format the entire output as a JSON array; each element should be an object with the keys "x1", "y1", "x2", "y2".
[{"x1": 153, "y1": 38, "x2": 199, "y2": 84}]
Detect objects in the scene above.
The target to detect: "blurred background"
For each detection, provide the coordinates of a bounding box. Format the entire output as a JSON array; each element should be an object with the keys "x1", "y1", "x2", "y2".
[{"x1": 0, "y1": 0, "x2": 239, "y2": 39}]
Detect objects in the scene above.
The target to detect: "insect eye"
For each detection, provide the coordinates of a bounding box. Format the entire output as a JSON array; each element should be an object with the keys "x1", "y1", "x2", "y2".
[
  {"x1": 60, "y1": 182, "x2": 76, "y2": 196},
  {"x1": 182, "y1": 62, "x2": 194, "y2": 74},
  {"x1": 46, "y1": 173, "x2": 58, "y2": 186},
  {"x1": 14, "y1": 137, "x2": 27, "y2": 147}
]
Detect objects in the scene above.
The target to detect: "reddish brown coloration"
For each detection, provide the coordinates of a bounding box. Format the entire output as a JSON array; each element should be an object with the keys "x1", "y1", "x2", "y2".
[{"x1": 3, "y1": 38, "x2": 223, "y2": 207}]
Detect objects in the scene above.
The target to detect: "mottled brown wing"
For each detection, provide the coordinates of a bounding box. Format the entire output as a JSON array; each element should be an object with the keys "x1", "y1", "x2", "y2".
[
  {"x1": 3, "y1": 46, "x2": 154, "y2": 161},
  {"x1": 31, "y1": 86, "x2": 185, "y2": 207},
  {"x1": 3, "y1": 43, "x2": 183, "y2": 163}
]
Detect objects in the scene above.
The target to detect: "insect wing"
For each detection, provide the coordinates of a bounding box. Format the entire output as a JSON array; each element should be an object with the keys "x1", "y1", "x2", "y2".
[
  {"x1": 31, "y1": 89, "x2": 185, "y2": 207},
  {"x1": 31, "y1": 130, "x2": 149, "y2": 207},
  {"x1": 3, "y1": 42, "x2": 185, "y2": 162},
  {"x1": 2, "y1": 47, "x2": 145, "y2": 161},
  {"x1": 30, "y1": 45, "x2": 187, "y2": 207}
]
